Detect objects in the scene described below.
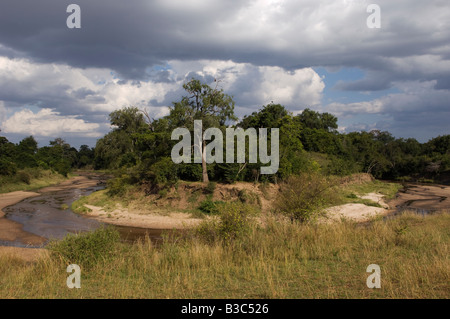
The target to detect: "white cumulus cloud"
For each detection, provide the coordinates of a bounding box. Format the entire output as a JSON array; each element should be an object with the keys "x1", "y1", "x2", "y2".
[{"x1": 2, "y1": 108, "x2": 102, "y2": 138}]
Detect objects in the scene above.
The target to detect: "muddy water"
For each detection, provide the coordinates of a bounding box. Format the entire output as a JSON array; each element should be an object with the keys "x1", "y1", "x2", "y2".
[
  {"x1": 387, "y1": 182, "x2": 450, "y2": 215},
  {"x1": 1, "y1": 175, "x2": 169, "y2": 248},
  {"x1": 3, "y1": 185, "x2": 104, "y2": 245}
]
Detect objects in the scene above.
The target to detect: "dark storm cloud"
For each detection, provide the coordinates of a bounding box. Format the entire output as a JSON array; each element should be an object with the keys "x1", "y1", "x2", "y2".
[
  {"x1": 0, "y1": 0, "x2": 251, "y2": 79},
  {"x1": 1, "y1": 0, "x2": 450, "y2": 145},
  {"x1": 0, "y1": 0, "x2": 448, "y2": 85}
]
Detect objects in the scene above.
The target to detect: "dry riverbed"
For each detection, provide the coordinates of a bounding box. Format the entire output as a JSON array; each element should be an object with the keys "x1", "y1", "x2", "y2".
[{"x1": 0, "y1": 174, "x2": 101, "y2": 261}]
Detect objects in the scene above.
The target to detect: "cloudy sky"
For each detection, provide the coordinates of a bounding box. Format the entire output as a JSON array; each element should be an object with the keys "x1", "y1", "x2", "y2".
[{"x1": 0, "y1": 0, "x2": 449, "y2": 148}]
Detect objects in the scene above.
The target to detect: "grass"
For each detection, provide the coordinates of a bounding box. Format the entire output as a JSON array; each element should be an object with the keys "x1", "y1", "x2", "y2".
[
  {"x1": 335, "y1": 179, "x2": 402, "y2": 207},
  {"x1": 0, "y1": 169, "x2": 68, "y2": 194},
  {"x1": 342, "y1": 179, "x2": 401, "y2": 200},
  {"x1": 0, "y1": 210, "x2": 448, "y2": 298},
  {"x1": 71, "y1": 189, "x2": 116, "y2": 214}
]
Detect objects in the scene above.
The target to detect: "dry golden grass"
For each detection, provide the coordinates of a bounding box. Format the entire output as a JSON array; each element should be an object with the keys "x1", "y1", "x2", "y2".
[{"x1": 0, "y1": 210, "x2": 448, "y2": 299}]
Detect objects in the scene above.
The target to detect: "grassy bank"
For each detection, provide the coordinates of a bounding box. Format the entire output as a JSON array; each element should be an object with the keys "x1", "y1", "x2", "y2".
[
  {"x1": 0, "y1": 210, "x2": 448, "y2": 298},
  {"x1": 0, "y1": 168, "x2": 68, "y2": 194},
  {"x1": 71, "y1": 174, "x2": 402, "y2": 220}
]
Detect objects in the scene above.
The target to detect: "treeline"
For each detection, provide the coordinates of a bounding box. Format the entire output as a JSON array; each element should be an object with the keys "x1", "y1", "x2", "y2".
[
  {"x1": 92, "y1": 79, "x2": 450, "y2": 191},
  {"x1": 0, "y1": 135, "x2": 95, "y2": 179},
  {"x1": 1, "y1": 79, "x2": 449, "y2": 188}
]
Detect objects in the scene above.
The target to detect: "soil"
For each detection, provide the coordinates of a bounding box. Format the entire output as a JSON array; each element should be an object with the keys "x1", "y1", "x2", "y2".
[
  {"x1": 0, "y1": 191, "x2": 45, "y2": 245},
  {"x1": 324, "y1": 193, "x2": 389, "y2": 223},
  {"x1": 0, "y1": 173, "x2": 104, "y2": 261},
  {"x1": 387, "y1": 183, "x2": 450, "y2": 212},
  {"x1": 83, "y1": 204, "x2": 204, "y2": 229}
]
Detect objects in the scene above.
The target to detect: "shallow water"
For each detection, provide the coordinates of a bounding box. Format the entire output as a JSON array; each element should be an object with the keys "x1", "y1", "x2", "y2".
[
  {"x1": 3, "y1": 185, "x2": 104, "y2": 245},
  {"x1": 2, "y1": 176, "x2": 170, "y2": 247},
  {"x1": 388, "y1": 182, "x2": 450, "y2": 214}
]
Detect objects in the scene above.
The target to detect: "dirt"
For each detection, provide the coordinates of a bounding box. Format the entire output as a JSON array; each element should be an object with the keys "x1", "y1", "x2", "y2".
[
  {"x1": 387, "y1": 183, "x2": 450, "y2": 212},
  {"x1": 147, "y1": 181, "x2": 279, "y2": 213},
  {"x1": 79, "y1": 181, "x2": 279, "y2": 229},
  {"x1": 83, "y1": 204, "x2": 204, "y2": 229},
  {"x1": 0, "y1": 173, "x2": 105, "y2": 261},
  {"x1": 324, "y1": 192, "x2": 390, "y2": 223},
  {"x1": 0, "y1": 191, "x2": 46, "y2": 245}
]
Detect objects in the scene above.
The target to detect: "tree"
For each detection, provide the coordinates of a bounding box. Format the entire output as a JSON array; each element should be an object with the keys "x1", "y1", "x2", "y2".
[
  {"x1": 15, "y1": 136, "x2": 39, "y2": 168},
  {"x1": 169, "y1": 78, "x2": 237, "y2": 183},
  {"x1": 109, "y1": 106, "x2": 148, "y2": 153},
  {"x1": 95, "y1": 107, "x2": 149, "y2": 169},
  {"x1": 296, "y1": 108, "x2": 338, "y2": 132}
]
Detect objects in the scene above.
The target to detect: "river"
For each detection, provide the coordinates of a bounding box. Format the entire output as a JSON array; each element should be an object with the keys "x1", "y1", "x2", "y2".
[
  {"x1": 0, "y1": 173, "x2": 170, "y2": 248},
  {"x1": 387, "y1": 182, "x2": 450, "y2": 215}
]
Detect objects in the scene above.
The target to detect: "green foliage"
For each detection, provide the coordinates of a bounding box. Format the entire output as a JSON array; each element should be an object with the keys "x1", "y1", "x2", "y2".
[
  {"x1": 296, "y1": 108, "x2": 338, "y2": 132},
  {"x1": 198, "y1": 198, "x2": 222, "y2": 215},
  {"x1": 16, "y1": 171, "x2": 31, "y2": 184},
  {"x1": 148, "y1": 157, "x2": 178, "y2": 185},
  {"x1": 196, "y1": 202, "x2": 251, "y2": 244},
  {"x1": 53, "y1": 160, "x2": 71, "y2": 177},
  {"x1": 0, "y1": 159, "x2": 17, "y2": 176},
  {"x1": 239, "y1": 103, "x2": 288, "y2": 129},
  {"x1": 275, "y1": 173, "x2": 338, "y2": 223},
  {"x1": 107, "y1": 177, "x2": 129, "y2": 197},
  {"x1": 48, "y1": 226, "x2": 121, "y2": 269},
  {"x1": 204, "y1": 181, "x2": 217, "y2": 194}
]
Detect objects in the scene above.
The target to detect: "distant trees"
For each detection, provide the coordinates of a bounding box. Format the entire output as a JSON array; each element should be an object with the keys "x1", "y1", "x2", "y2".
[{"x1": 0, "y1": 134, "x2": 95, "y2": 178}]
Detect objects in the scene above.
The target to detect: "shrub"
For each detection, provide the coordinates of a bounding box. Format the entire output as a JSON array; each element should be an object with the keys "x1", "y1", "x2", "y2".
[
  {"x1": 107, "y1": 176, "x2": 129, "y2": 197},
  {"x1": 275, "y1": 172, "x2": 338, "y2": 223},
  {"x1": 0, "y1": 159, "x2": 17, "y2": 176},
  {"x1": 196, "y1": 202, "x2": 251, "y2": 244},
  {"x1": 149, "y1": 157, "x2": 178, "y2": 185},
  {"x1": 203, "y1": 181, "x2": 216, "y2": 194},
  {"x1": 48, "y1": 226, "x2": 121, "y2": 269},
  {"x1": 237, "y1": 189, "x2": 261, "y2": 206},
  {"x1": 219, "y1": 203, "x2": 251, "y2": 242},
  {"x1": 198, "y1": 198, "x2": 223, "y2": 215},
  {"x1": 53, "y1": 160, "x2": 71, "y2": 177},
  {"x1": 17, "y1": 171, "x2": 31, "y2": 184}
]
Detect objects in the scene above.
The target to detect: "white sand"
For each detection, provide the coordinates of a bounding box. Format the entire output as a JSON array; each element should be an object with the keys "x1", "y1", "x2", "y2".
[{"x1": 324, "y1": 192, "x2": 389, "y2": 223}]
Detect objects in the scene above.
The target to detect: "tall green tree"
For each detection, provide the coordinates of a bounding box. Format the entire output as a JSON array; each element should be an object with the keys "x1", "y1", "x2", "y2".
[
  {"x1": 95, "y1": 107, "x2": 148, "y2": 169},
  {"x1": 169, "y1": 78, "x2": 236, "y2": 183}
]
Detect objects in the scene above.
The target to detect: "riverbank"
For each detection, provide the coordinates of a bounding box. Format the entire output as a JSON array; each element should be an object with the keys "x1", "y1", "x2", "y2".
[
  {"x1": 0, "y1": 173, "x2": 105, "y2": 261},
  {"x1": 388, "y1": 182, "x2": 450, "y2": 212},
  {"x1": 0, "y1": 191, "x2": 46, "y2": 246},
  {"x1": 72, "y1": 176, "x2": 401, "y2": 229}
]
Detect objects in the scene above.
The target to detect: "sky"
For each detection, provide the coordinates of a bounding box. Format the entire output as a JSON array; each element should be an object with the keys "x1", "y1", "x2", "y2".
[{"x1": 0, "y1": 0, "x2": 449, "y2": 148}]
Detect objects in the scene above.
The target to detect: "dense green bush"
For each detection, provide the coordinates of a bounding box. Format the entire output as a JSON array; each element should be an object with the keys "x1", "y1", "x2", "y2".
[
  {"x1": 48, "y1": 226, "x2": 121, "y2": 269},
  {"x1": 148, "y1": 157, "x2": 178, "y2": 185},
  {"x1": 0, "y1": 159, "x2": 17, "y2": 176},
  {"x1": 196, "y1": 202, "x2": 252, "y2": 244},
  {"x1": 198, "y1": 198, "x2": 223, "y2": 215},
  {"x1": 107, "y1": 176, "x2": 129, "y2": 197},
  {"x1": 275, "y1": 172, "x2": 339, "y2": 223},
  {"x1": 53, "y1": 160, "x2": 71, "y2": 177}
]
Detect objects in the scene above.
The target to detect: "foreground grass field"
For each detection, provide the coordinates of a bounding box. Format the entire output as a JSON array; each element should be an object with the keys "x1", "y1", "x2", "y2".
[{"x1": 0, "y1": 210, "x2": 448, "y2": 298}]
